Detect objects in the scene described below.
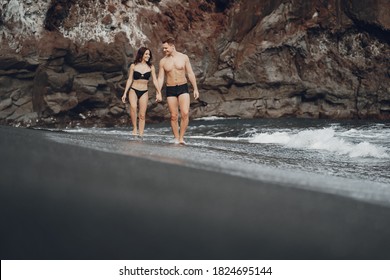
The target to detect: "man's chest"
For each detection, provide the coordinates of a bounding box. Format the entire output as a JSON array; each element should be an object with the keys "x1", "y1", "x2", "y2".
[{"x1": 164, "y1": 58, "x2": 185, "y2": 72}]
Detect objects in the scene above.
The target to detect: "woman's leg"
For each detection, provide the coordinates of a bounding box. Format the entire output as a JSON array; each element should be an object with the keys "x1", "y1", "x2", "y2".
[
  {"x1": 138, "y1": 92, "x2": 148, "y2": 137},
  {"x1": 129, "y1": 90, "x2": 138, "y2": 135}
]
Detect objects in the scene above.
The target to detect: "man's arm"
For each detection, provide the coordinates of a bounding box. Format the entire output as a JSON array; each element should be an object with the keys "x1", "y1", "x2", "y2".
[{"x1": 185, "y1": 55, "x2": 199, "y2": 99}]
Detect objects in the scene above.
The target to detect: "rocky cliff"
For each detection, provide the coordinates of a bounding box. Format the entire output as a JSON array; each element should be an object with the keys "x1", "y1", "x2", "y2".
[{"x1": 1, "y1": 0, "x2": 389, "y2": 127}]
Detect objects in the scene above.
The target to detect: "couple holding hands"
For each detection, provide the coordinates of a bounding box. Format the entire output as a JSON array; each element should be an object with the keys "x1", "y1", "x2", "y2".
[{"x1": 121, "y1": 37, "x2": 200, "y2": 145}]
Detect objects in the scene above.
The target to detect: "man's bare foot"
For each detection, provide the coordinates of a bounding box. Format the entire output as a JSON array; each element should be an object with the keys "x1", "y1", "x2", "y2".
[{"x1": 179, "y1": 139, "x2": 186, "y2": 145}]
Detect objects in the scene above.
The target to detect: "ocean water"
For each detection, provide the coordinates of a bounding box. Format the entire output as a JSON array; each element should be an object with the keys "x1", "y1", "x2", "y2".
[{"x1": 44, "y1": 118, "x2": 390, "y2": 206}]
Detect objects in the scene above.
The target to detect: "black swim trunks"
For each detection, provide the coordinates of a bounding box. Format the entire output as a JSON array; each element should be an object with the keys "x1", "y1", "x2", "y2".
[{"x1": 166, "y1": 84, "x2": 189, "y2": 97}]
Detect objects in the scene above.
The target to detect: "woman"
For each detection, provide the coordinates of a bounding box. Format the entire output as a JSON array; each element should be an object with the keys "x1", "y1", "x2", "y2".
[{"x1": 122, "y1": 47, "x2": 162, "y2": 137}]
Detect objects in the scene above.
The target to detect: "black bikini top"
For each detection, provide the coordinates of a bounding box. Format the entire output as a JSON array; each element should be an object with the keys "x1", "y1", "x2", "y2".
[{"x1": 133, "y1": 70, "x2": 151, "y2": 80}]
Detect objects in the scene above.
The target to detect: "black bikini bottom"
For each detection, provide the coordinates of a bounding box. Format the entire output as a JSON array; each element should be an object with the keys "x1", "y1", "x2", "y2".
[
  {"x1": 131, "y1": 88, "x2": 148, "y2": 99},
  {"x1": 166, "y1": 84, "x2": 189, "y2": 97}
]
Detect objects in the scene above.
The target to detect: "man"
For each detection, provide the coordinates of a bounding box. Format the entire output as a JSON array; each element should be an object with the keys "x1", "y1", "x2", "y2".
[{"x1": 158, "y1": 37, "x2": 199, "y2": 144}]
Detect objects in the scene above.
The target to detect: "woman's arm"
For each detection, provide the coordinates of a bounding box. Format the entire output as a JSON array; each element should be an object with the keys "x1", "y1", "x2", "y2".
[
  {"x1": 151, "y1": 65, "x2": 162, "y2": 102},
  {"x1": 122, "y1": 64, "x2": 135, "y2": 103}
]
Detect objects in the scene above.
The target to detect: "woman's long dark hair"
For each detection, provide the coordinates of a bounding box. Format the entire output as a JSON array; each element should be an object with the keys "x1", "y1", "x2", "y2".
[{"x1": 133, "y1": 47, "x2": 152, "y2": 67}]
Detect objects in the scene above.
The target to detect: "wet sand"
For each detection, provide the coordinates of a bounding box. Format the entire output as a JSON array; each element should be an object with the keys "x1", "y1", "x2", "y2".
[{"x1": 1, "y1": 125, "x2": 390, "y2": 259}]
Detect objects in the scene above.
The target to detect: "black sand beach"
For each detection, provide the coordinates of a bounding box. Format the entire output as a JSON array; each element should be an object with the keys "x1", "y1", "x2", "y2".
[{"x1": 1, "y1": 125, "x2": 390, "y2": 260}]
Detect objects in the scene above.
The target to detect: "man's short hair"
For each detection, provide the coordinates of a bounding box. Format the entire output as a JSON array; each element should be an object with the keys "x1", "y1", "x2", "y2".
[{"x1": 162, "y1": 37, "x2": 175, "y2": 45}]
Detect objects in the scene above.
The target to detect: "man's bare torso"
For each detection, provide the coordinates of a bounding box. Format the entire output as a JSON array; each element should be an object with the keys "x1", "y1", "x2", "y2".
[{"x1": 161, "y1": 52, "x2": 188, "y2": 86}]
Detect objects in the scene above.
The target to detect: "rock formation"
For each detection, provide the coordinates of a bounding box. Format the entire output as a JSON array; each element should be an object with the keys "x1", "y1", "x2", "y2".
[{"x1": 0, "y1": 0, "x2": 389, "y2": 127}]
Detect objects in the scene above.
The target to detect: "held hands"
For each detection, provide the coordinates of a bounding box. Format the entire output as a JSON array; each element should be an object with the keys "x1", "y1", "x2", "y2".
[{"x1": 155, "y1": 92, "x2": 162, "y2": 102}]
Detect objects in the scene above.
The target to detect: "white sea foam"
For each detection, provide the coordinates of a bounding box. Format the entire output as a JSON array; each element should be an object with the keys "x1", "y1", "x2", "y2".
[
  {"x1": 63, "y1": 126, "x2": 390, "y2": 160},
  {"x1": 189, "y1": 135, "x2": 242, "y2": 141},
  {"x1": 194, "y1": 116, "x2": 240, "y2": 121},
  {"x1": 340, "y1": 127, "x2": 390, "y2": 141},
  {"x1": 65, "y1": 128, "x2": 130, "y2": 136},
  {"x1": 249, "y1": 127, "x2": 390, "y2": 158}
]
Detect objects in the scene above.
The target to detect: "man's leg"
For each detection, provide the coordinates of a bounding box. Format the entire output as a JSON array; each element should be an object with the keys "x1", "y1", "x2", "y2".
[
  {"x1": 167, "y1": 96, "x2": 180, "y2": 141},
  {"x1": 178, "y1": 93, "x2": 190, "y2": 143}
]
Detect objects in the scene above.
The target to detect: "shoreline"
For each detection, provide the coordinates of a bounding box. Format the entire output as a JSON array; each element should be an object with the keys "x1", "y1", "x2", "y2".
[
  {"x1": 44, "y1": 125, "x2": 390, "y2": 208},
  {"x1": 1, "y1": 125, "x2": 390, "y2": 259}
]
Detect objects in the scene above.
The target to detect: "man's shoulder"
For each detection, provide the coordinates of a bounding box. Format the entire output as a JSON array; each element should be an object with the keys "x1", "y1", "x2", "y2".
[
  {"x1": 179, "y1": 53, "x2": 190, "y2": 63},
  {"x1": 177, "y1": 52, "x2": 188, "y2": 59},
  {"x1": 159, "y1": 56, "x2": 168, "y2": 63}
]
